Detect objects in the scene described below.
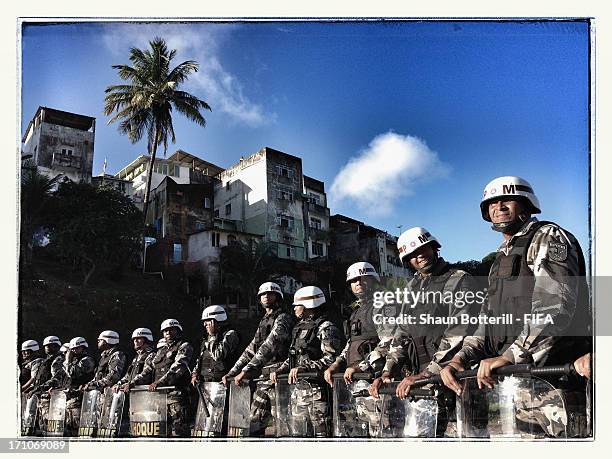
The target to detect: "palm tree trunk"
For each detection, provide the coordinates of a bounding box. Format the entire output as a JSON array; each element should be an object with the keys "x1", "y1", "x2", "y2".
[{"x1": 142, "y1": 125, "x2": 160, "y2": 225}]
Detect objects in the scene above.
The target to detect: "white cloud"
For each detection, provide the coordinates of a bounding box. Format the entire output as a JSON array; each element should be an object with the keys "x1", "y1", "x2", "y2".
[
  {"x1": 101, "y1": 23, "x2": 272, "y2": 127},
  {"x1": 330, "y1": 132, "x2": 451, "y2": 217}
]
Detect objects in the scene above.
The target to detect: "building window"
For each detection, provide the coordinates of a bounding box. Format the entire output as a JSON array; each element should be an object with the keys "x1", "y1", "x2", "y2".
[
  {"x1": 227, "y1": 234, "x2": 238, "y2": 246},
  {"x1": 225, "y1": 203, "x2": 232, "y2": 216},
  {"x1": 277, "y1": 188, "x2": 293, "y2": 201},
  {"x1": 276, "y1": 166, "x2": 294, "y2": 178},
  {"x1": 278, "y1": 214, "x2": 294, "y2": 229},
  {"x1": 204, "y1": 197, "x2": 211, "y2": 209},
  {"x1": 212, "y1": 232, "x2": 221, "y2": 248},
  {"x1": 285, "y1": 246, "x2": 295, "y2": 258},
  {"x1": 61, "y1": 148, "x2": 73, "y2": 156},
  {"x1": 310, "y1": 217, "x2": 322, "y2": 230},
  {"x1": 214, "y1": 208, "x2": 219, "y2": 218},
  {"x1": 162, "y1": 164, "x2": 168, "y2": 175},
  {"x1": 195, "y1": 222, "x2": 206, "y2": 231},
  {"x1": 226, "y1": 181, "x2": 231, "y2": 192},
  {"x1": 308, "y1": 192, "x2": 321, "y2": 205},
  {"x1": 312, "y1": 242, "x2": 324, "y2": 257},
  {"x1": 172, "y1": 244, "x2": 182, "y2": 264}
]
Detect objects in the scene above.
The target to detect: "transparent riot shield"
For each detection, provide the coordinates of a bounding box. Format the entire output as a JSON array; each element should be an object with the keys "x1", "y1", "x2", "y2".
[
  {"x1": 78, "y1": 389, "x2": 103, "y2": 437},
  {"x1": 46, "y1": 390, "x2": 67, "y2": 437},
  {"x1": 275, "y1": 374, "x2": 329, "y2": 438},
  {"x1": 98, "y1": 388, "x2": 125, "y2": 438},
  {"x1": 332, "y1": 374, "x2": 378, "y2": 437},
  {"x1": 379, "y1": 393, "x2": 438, "y2": 438},
  {"x1": 129, "y1": 386, "x2": 168, "y2": 437},
  {"x1": 21, "y1": 394, "x2": 39, "y2": 436},
  {"x1": 457, "y1": 375, "x2": 569, "y2": 439},
  {"x1": 192, "y1": 382, "x2": 227, "y2": 437},
  {"x1": 227, "y1": 381, "x2": 251, "y2": 437}
]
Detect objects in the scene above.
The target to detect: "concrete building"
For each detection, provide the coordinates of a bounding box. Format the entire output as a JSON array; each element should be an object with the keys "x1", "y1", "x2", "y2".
[
  {"x1": 114, "y1": 149, "x2": 223, "y2": 209},
  {"x1": 91, "y1": 174, "x2": 133, "y2": 198},
  {"x1": 329, "y1": 214, "x2": 410, "y2": 280},
  {"x1": 213, "y1": 147, "x2": 333, "y2": 262},
  {"x1": 22, "y1": 107, "x2": 96, "y2": 183},
  {"x1": 303, "y1": 176, "x2": 330, "y2": 260}
]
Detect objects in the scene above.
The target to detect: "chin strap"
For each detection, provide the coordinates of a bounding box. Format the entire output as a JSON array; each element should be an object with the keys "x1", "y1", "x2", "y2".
[
  {"x1": 491, "y1": 214, "x2": 529, "y2": 235},
  {"x1": 417, "y1": 252, "x2": 439, "y2": 274}
]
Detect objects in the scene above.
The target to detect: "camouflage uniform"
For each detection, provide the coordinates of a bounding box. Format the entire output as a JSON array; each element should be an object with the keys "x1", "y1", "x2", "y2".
[
  {"x1": 226, "y1": 308, "x2": 294, "y2": 435},
  {"x1": 25, "y1": 352, "x2": 65, "y2": 430},
  {"x1": 116, "y1": 346, "x2": 155, "y2": 387},
  {"x1": 193, "y1": 327, "x2": 240, "y2": 382},
  {"x1": 454, "y1": 218, "x2": 592, "y2": 437},
  {"x1": 62, "y1": 353, "x2": 96, "y2": 436},
  {"x1": 276, "y1": 314, "x2": 342, "y2": 437},
  {"x1": 131, "y1": 338, "x2": 194, "y2": 437},
  {"x1": 86, "y1": 346, "x2": 127, "y2": 390}
]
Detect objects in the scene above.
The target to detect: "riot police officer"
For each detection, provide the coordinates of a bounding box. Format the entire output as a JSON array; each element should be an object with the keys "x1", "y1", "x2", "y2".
[
  {"x1": 20, "y1": 340, "x2": 44, "y2": 393},
  {"x1": 82, "y1": 331, "x2": 127, "y2": 392},
  {"x1": 270, "y1": 286, "x2": 342, "y2": 437},
  {"x1": 115, "y1": 328, "x2": 156, "y2": 392},
  {"x1": 130, "y1": 319, "x2": 194, "y2": 437},
  {"x1": 222, "y1": 282, "x2": 294, "y2": 436},
  {"x1": 440, "y1": 176, "x2": 591, "y2": 437},
  {"x1": 323, "y1": 262, "x2": 381, "y2": 386}
]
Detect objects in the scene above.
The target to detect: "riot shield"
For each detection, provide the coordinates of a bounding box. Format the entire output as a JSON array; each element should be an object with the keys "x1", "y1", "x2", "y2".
[
  {"x1": 457, "y1": 375, "x2": 569, "y2": 439},
  {"x1": 78, "y1": 389, "x2": 103, "y2": 437},
  {"x1": 332, "y1": 373, "x2": 377, "y2": 437},
  {"x1": 46, "y1": 390, "x2": 67, "y2": 437},
  {"x1": 21, "y1": 394, "x2": 39, "y2": 436},
  {"x1": 192, "y1": 382, "x2": 227, "y2": 437},
  {"x1": 275, "y1": 374, "x2": 329, "y2": 438},
  {"x1": 98, "y1": 388, "x2": 125, "y2": 438},
  {"x1": 227, "y1": 381, "x2": 251, "y2": 437},
  {"x1": 379, "y1": 394, "x2": 438, "y2": 438},
  {"x1": 129, "y1": 386, "x2": 168, "y2": 437}
]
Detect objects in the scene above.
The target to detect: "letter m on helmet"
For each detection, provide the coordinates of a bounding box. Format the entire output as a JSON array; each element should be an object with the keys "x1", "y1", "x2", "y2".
[
  {"x1": 358, "y1": 268, "x2": 368, "y2": 275},
  {"x1": 418, "y1": 234, "x2": 429, "y2": 244},
  {"x1": 502, "y1": 184, "x2": 516, "y2": 194}
]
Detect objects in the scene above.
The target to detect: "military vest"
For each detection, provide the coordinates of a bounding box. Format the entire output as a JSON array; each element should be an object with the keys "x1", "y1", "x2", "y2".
[
  {"x1": 252, "y1": 309, "x2": 293, "y2": 364},
  {"x1": 32, "y1": 352, "x2": 62, "y2": 388},
  {"x1": 94, "y1": 346, "x2": 123, "y2": 381},
  {"x1": 402, "y1": 261, "x2": 468, "y2": 373},
  {"x1": 128, "y1": 347, "x2": 154, "y2": 382},
  {"x1": 152, "y1": 339, "x2": 189, "y2": 387},
  {"x1": 197, "y1": 328, "x2": 240, "y2": 382},
  {"x1": 486, "y1": 220, "x2": 591, "y2": 362},
  {"x1": 289, "y1": 315, "x2": 328, "y2": 368},
  {"x1": 67, "y1": 355, "x2": 95, "y2": 388},
  {"x1": 344, "y1": 300, "x2": 380, "y2": 366}
]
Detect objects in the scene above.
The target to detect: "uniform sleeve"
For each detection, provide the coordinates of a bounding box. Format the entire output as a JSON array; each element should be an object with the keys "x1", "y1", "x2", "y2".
[
  {"x1": 502, "y1": 225, "x2": 583, "y2": 365},
  {"x1": 131, "y1": 352, "x2": 156, "y2": 387},
  {"x1": 242, "y1": 314, "x2": 293, "y2": 374},
  {"x1": 426, "y1": 273, "x2": 482, "y2": 373},
  {"x1": 356, "y1": 336, "x2": 393, "y2": 375},
  {"x1": 333, "y1": 341, "x2": 350, "y2": 368},
  {"x1": 117, "y1": 359, "x2": 134, "y2": 386},
  {"x1": 297, "y1": 322, "x2": 342, "y2": 372},
  {"x1": 157, "y1": 343, "x2": 194, "y2": 386},
  {"x1": 40, "y1": 356, "x2": 67, "y2": 390},
  {"x1": 65, "y1": 356, "x2": 96, "y2": 381},
  {"x1": 227, "y1": 336, "x2": 257, "y2": 377},
  {"x1": 92, "y1": 352, "x2": 127, "y2": 389},
  {"x1": 207, "y1": 330, "x2": 240, "y2": 362}
]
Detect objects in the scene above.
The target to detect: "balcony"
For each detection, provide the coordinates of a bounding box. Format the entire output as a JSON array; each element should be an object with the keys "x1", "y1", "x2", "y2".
[
  {"x1": 52, "y1": 152, "x2": 82, "y2": 169},
  {"x1": 308, "y1": 227, "x2": 329, "y2": 241},
  {"x1": 307, "y1": 202, "x2": 330, "y2": 216}
]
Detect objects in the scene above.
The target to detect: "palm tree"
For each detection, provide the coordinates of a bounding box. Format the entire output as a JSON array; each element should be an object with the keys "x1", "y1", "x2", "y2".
[{"x1": 104, "y1": 37, "x2": 211, "y2": 221}]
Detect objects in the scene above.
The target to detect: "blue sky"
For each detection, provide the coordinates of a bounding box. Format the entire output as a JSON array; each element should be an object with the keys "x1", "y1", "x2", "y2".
[{"x1": 20, "y1": 20, "x2": 591, "y2": 263}]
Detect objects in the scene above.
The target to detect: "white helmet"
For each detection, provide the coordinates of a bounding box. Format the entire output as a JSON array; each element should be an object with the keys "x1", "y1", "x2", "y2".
[
  {"x1": 160, "y1": 319, "x2": 183, "y2": 332},
  {"x1": 60, "y1": 343, "x2": 70, "y2": 353},
  {"x1": 21, "y1": 340, "x2": 39, "y2": 352},
  {"x1": 97, "y1": 330, "x2": 120, "y2": 345},
  {"x1": 156, "y1": 338, "x2": 166, "y2": 349},
  {"x1": 201, "y1": 305, "x2": 228, "y2": 322},
  {"x1": 131, "y1": 328, "x2": 154, "y2": 342},
  {"x1": 397, "y1": 227, "x2": 441, "y2": 262},
  {"x1": 257, "y1": 282, "x2": 284, "y2": 300},
  {"x1": 480, "y1": 176, "x2": 541, "y2": 221},
  {"x1": 293, "y1": 286, "x2": 326, "y2": 309},
  {"x1": 346, "y1": 262, "x2": 380, "y2": 283},
  {"x1": 69, "y1": 337, "x2": 88, "y2": 349},
  {"x1": 43, "y1": 336, "x2": 61, "y2": 347}
]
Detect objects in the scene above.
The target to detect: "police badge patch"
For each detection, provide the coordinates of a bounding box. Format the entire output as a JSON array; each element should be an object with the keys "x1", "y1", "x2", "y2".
[{"x1": 548, "y1": 241, "x2": 568, "y2": 262}]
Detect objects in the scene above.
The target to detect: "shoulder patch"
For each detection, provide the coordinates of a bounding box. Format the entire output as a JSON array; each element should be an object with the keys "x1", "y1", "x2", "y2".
[{"x1": 548, "y1": 241, "x2": 568, "y2": 262}]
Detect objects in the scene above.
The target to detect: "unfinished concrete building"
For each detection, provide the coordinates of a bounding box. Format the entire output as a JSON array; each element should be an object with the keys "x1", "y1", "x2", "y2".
[
  {"x1": 303, "y1": 176, "x2": 330, "y2": 260},
  {"x1": 22, "y1": 106, "x2": 96, "y2": 183}
]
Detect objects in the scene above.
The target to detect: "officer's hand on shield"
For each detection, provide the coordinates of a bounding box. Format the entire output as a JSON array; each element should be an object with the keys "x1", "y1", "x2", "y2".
[
  {"x1": 112, "y1": 385, "x2": 119, "y2": 393},
  {"x1": 148, "y1": 381, "x2": 159, "y2": 392},
  {"x1": 323, "y1": 368, "x2": 334, "y2": 387},
  {"x1": 234, "y1": 371, "x2": 246, "y2": 386},
  {"x1": 369, "y1": 372, "x2": 391, "y2": 398},
  {"x1": 440, "y1": 361, "x2": 464, "y2": 396},
  {"x1": 574, "y1": 353, "x2": 591, "y2": 379},
  {"x1": 221, "y1": 374, "x2": 229, "y2": 386},
  {"x1": 344, "y1": 366, "x2": 357, "y2": 385},
  {"x1": 476, "y1": 355, "x2": 511, "y2": 390},
  {"x1": 120, "y1": 383, "x2": 130, "y2": 393},
  {"x1": 288, "y1": 367, "x2": 300, "y2": 385},
  {"x1": 270, "y1": 372, "x2": 277, "y2": 385},
  {"x1": 191, "y1": 373, "x2": 198, "y2": 387},
  {"x1": 396, "y1": 374, "x2": 423, "y2": 400}
]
